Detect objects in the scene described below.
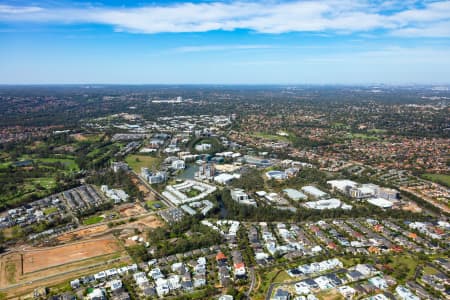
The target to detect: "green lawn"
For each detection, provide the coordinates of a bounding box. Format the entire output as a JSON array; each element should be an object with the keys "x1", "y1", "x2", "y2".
[
  {"x1": 43, "y1": 207, "x2": 58, "y2": 215},
  {"x1": 36, "y1": 157, "x2": 79, "y2": 171},
  {"x1": 421, "y1": 173, "x2": 450, "y2": 188},
  {"x1": 389, "y1": 254, "x2": 418, "y2": 282},
  {"x1": 5, "y1": 261, "x2": 16, "y2": 284},
  {"x1": 340, "y1": 256, "x2": 360, "y2": 268},
  {"x1": 83, "y1": 215, "x2": 104, "y2": 225},
  {"x1": 316, "y1": 290, "x2": 344, "y2": 300},
  {"x1": 348, "y1": 133, "x2": 380, "y2": 141},
  {"x1": 423, "y1": 266, "x2": 439, "y2": 275},
  {"x1": 125, "y1": 154, "x2": 162, "y2": 172},
  {"x1": 186, "y1": 189, "x2": 201, "y2": 197},
  {"x1": 368, "y1": 128, "x2": 387, "y2": 134},
  {"x1": 0, "y1": 162, "x2": 10, "y2": 170},
  {"x1": 146, "y1": 200, "x2": 165, "y2": 210},
  {"x1": 272, "y1": 270, "x2": 291, "y2": 283},
  {"x1": 30, "y1": 177, "x2": 57, "y2": 189}
]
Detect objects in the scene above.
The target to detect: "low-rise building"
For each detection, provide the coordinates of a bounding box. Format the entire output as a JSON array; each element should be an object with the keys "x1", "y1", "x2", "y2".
[{"x1": 230, "y1": 189, "x2": 257, "y2": 206}]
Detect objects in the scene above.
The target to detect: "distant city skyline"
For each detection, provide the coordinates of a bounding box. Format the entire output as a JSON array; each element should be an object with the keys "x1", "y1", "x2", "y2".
[{"x1": 1, "y1": 0, "x2": 450, "y2": 84}]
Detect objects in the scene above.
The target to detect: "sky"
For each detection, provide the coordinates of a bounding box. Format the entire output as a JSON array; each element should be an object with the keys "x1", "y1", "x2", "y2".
[{"x1": 0, "y1": 0, "x2": 450, "y2": 84}]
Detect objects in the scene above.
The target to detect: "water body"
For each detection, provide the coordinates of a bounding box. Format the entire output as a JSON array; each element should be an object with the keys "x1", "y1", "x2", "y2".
[
  {"x1": 177, "y1": 164, "x2": 228, "y2": 218},
  {"x1": 177, "y1": 164, "x2": 198, "y2": 180},
  {"x1": 217, "y1": 196, "x2": 228, "y2": 219}
]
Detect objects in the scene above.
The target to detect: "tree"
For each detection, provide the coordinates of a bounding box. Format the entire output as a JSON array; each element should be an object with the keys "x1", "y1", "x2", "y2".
[{"x1": 0, "y1": 230, "x2": 5, "y2": 252}]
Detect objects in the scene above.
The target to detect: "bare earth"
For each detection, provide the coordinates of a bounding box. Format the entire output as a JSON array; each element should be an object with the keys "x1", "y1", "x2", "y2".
[
  {"x1": 22, "y1": 238, "x2": 121, "y2": 274},
  {"x1": 119, "y1": 203, "x2": 147, "y2": 217},
  {"x1": 129, "y1": 215, "x2": 163, "y2": 231},
  {"x1": 0, "y1": 235, "x2": 128, "y2": 298},
  {"x1": 57, "y1": 224, "x2": 109, "y2": 242}
]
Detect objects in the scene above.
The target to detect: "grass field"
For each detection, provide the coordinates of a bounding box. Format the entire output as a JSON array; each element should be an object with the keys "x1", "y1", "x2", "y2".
[
  {"x1": 340, "y1": 256, "x2": 360, "y2": 268},
  {"x1": 4, "y1": 155, "x2": 79, "y2": 171},
  {"x1": 316, "y1": 290, "x2": 344, "y2": 300},
  {"x1": 423, "y1": 265, "x2": 439, "y2": 275},
  {"x1": 272, "y1": 270, "x2": 291, "y2": 283},
  {"x1": 36, "y1": 157, "x2": 79, "y2": 171},
  {"x1": 0, "y1": 180, "x2": 57, "y2": 211},
  {"x1": 368, "y1": 128, "x2": 387, "y2": 134},
  {"x1": 83, "y1": 215, "x2": 104, "y2": 225},
  {"x1": 0, "y1": 162, "x2": 10, "y2": 170},
  {"x1": 0, "y1": 153, "x2": 80, "y2": 210},
  {"x1": 5, "y1": 261, "x2": 17, "y2": 284},
  {"x1": 348, "y1": 133, "x2": 380, "y2": 141},
  {"x1": 389, "y1": 254, "x2": 418, "y2": 282},
  {"x1": 421, "y1": 173, "x2": 450, "y2": 188},
  {"x1": 186, "y1": 189, "x2": 201, "y2": 197},
  {"x1": 43, "y1": 207, "x2": 58, "y2": 215},
  {"x1": 146, "y1": 200, "x2": 165, "y2": 210},
  {"x1": 251, "y1": 132, "x2": 290, "y2": 142},
  {"x1": 125, "y1": 154, "x2": 162, "y2": 172},
  {"x1": 30, "y1": 177, "x2": 57, "y2": 189}
]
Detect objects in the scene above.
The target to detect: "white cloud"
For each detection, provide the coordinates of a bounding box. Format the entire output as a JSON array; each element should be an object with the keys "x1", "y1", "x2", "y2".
[
  {"x1": 0, "y1": 1, "x2": 449, "y2": 37},
  {"x1": 0, "y1": 4, "x2": 43, "y2": 14},
  {"x1": 391, "y1": 21, "x2": 450, "y2": 37}
]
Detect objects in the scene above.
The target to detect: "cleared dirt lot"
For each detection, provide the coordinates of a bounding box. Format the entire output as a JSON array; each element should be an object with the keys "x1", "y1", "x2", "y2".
[
  {"x1": 2, "y1": 255, "x2": 130, "y2": 299},
  {"x1": 57, "y1": 224, "x2": 109, "y2": 242},
  {"x1": 119, "y1": 203, "x2": 147, "y2": 217},
  {"x1": 402, "y1": 201, "x2": 423, "y2": 213},
  {"x1": 130, "y1": 176, "x2": 157, "y2": 202},
  {"x1": 22, "y1": 237, "x2": 121, "y2": 274},
  {"x1": 129, "y1": 215, "x2": 163, "y2": 231},
  {"x1": 0, "y1": 236, "x2": 128, "y2": 298}
]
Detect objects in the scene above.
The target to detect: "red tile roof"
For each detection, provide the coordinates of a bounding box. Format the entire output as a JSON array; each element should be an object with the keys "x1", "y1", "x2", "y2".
[{"x1": 216, "y1": 252, "x2": 227, "y2": 261}]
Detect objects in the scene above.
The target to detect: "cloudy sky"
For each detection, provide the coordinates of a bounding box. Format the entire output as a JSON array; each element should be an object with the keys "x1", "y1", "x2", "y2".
[{"x1": 1, "y1": 0, "x2": 450, "y2": 84}]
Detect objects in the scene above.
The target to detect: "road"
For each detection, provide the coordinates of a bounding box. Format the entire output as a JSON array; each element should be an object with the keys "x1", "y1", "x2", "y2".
[
  {"x1": 246, "y1": 267, "x2": 256, "y2": 298},
  {"x1": 265, "y1": 269, "x2": 285, "y2": 300},
  {"x1": 130, "y1": 170, "x2": 176, "y2": 208}
]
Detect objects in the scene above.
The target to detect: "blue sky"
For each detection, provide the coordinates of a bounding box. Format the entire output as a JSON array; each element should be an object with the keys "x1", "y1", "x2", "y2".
[{"x1": 1, "y1": 0, "x2": 450, "y2": 84}]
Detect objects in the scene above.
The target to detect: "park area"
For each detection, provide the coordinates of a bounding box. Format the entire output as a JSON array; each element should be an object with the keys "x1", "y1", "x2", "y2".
[
  {"x1": 125, "y1": 154, "x2": 162, "y2": 172},
  {"x1": 421, "y1": 173, "x2": 450, "y2": 188},
  {"x1": 0, "y1": 154, "x2": 80, "y2": 210}
]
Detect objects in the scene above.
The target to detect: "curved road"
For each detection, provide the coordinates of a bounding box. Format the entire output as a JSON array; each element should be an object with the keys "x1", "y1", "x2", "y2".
[{"x1": 246, "y1": 267, "x2": 256, "y2": 297}]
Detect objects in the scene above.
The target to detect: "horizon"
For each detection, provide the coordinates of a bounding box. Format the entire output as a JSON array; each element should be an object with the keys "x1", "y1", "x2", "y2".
[
  {"x1": 0, "y1": 83, "x2": 449, "y2": 87},
  {"x1": 1, "y1": 0, "x2": 450, "y2": 84}
]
